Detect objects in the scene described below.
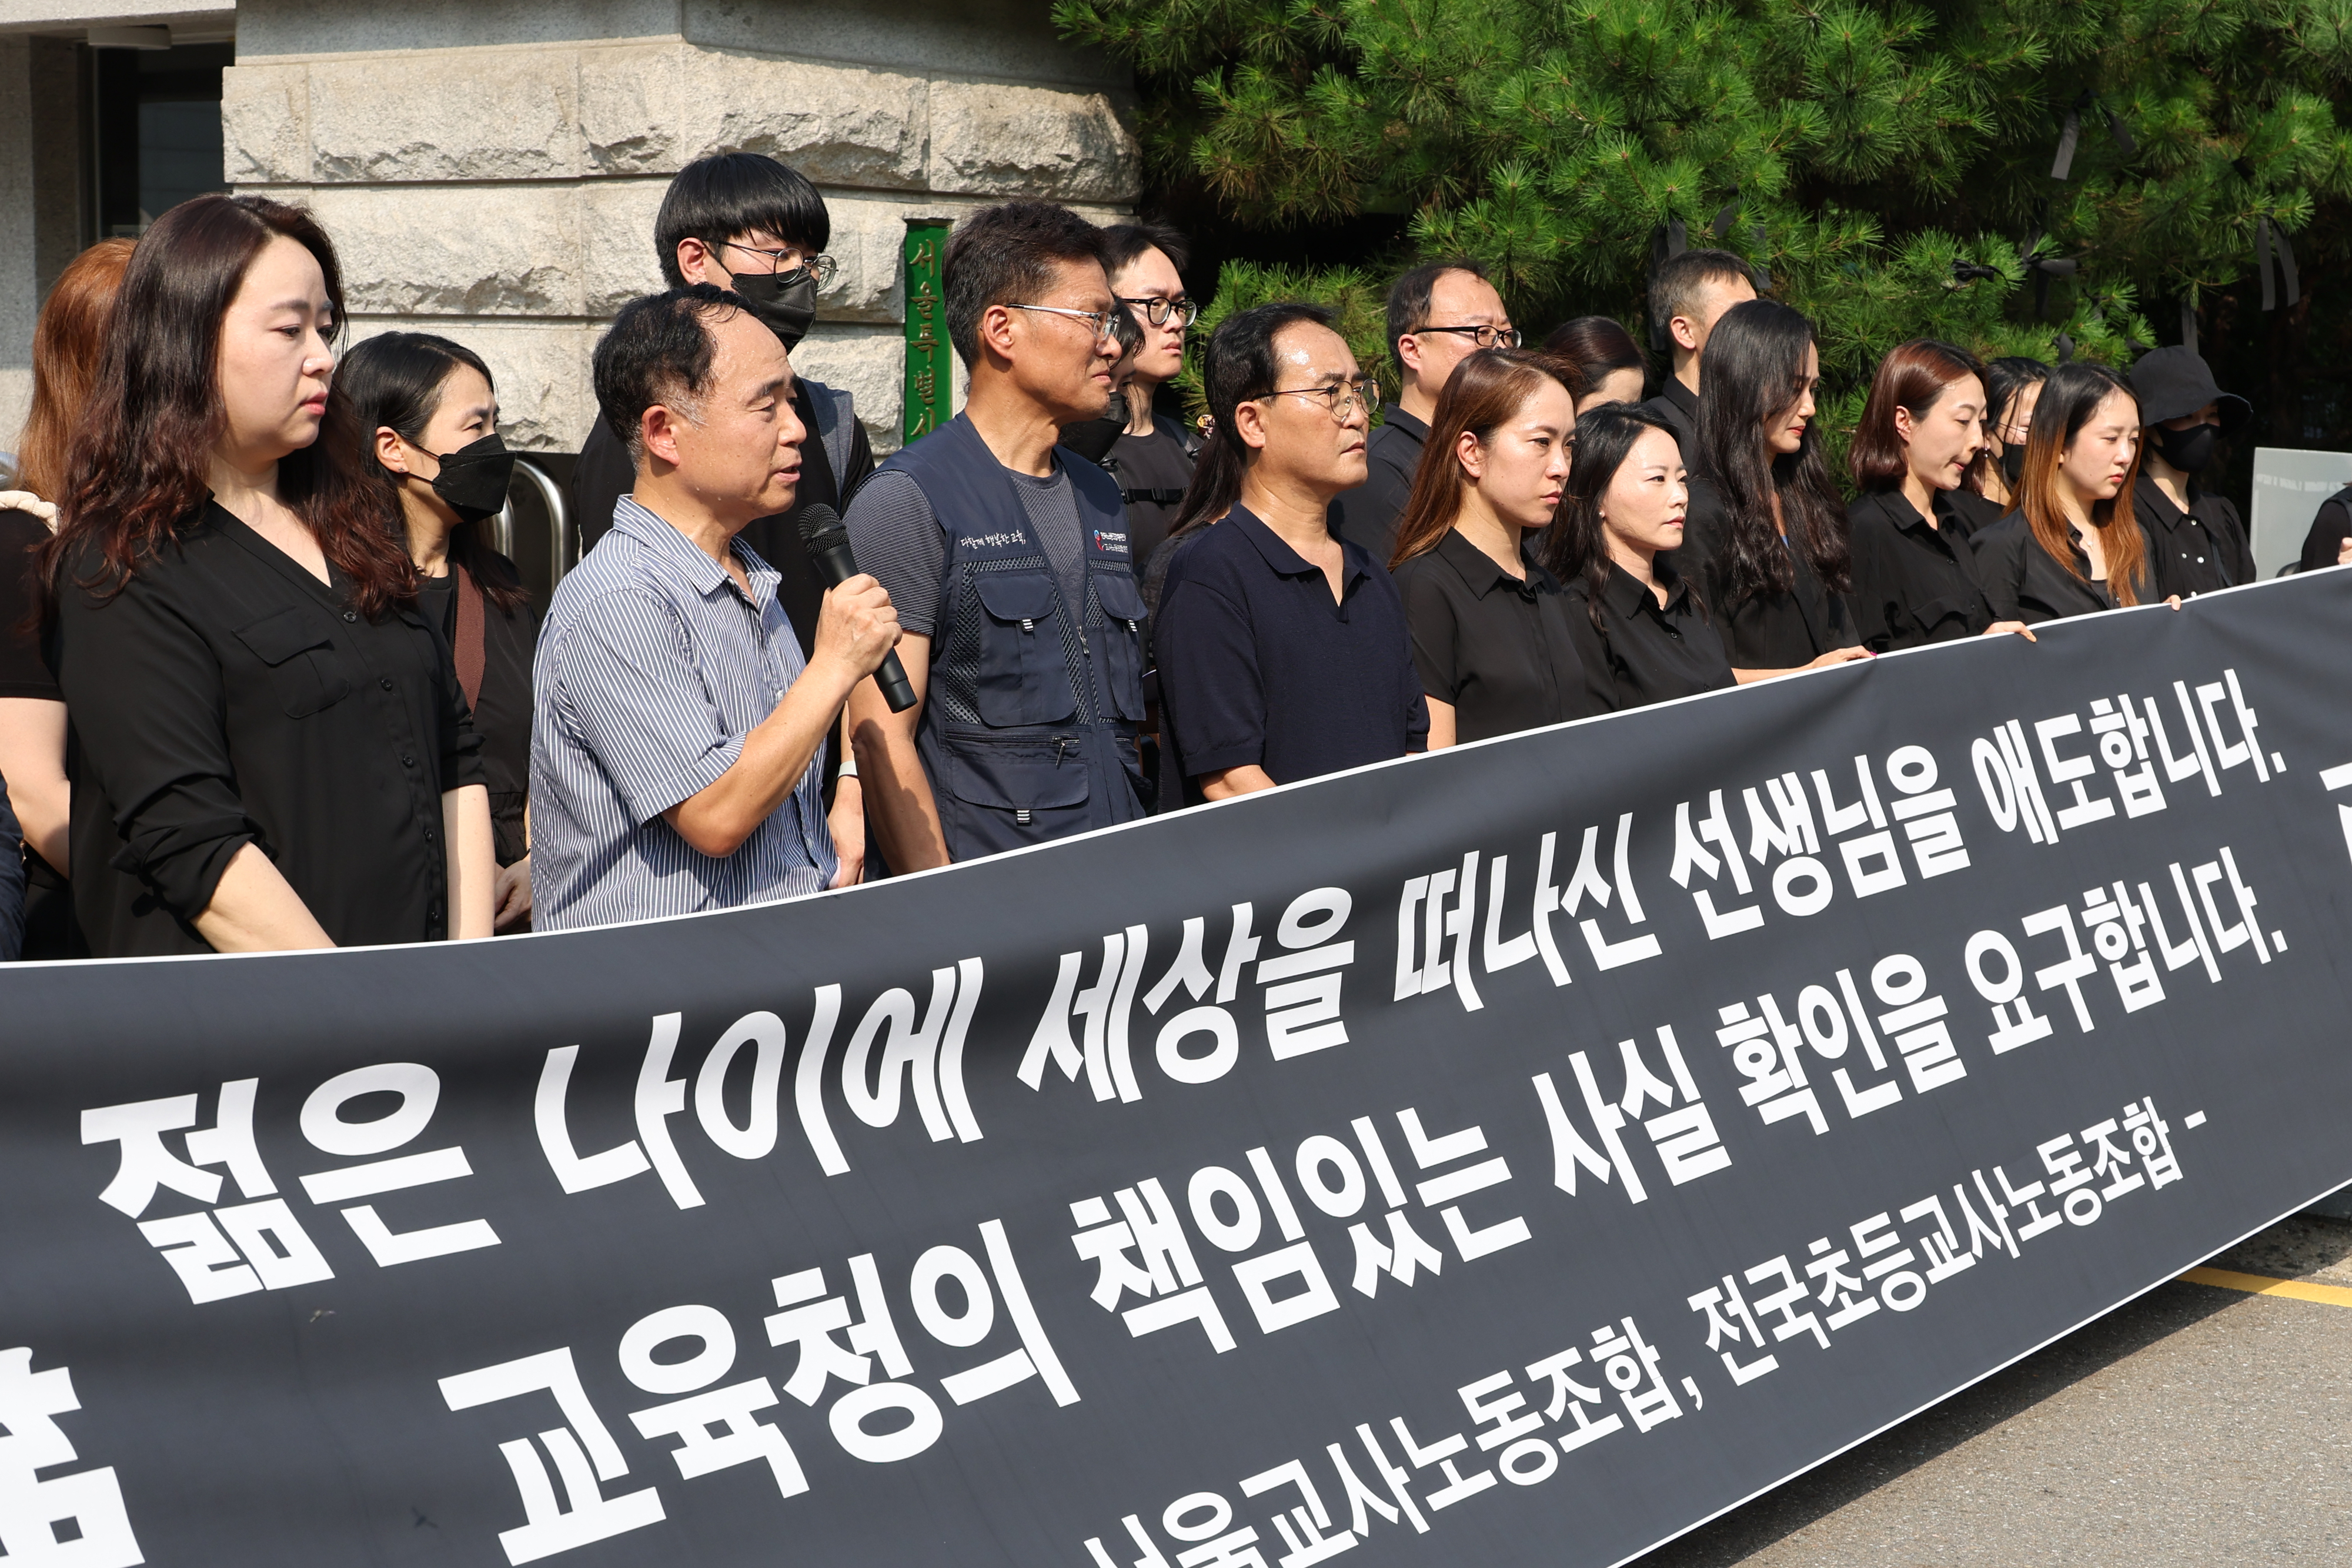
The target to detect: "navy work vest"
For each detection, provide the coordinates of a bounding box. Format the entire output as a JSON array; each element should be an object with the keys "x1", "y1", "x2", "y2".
[{"x1": 881, "y1": 413, "x2": 1148, "y2": 859}]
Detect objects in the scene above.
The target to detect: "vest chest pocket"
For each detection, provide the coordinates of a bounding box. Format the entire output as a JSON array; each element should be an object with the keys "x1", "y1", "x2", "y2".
[
  {"x1": 971, "y1": 569, "x2": 1076, "y2": 727},
  {"x1": 233, "y1": 604, "x2": 355, "y2": 718},
  {"x1": 1092, "y1": 569, "x2": 1150, "y2": 721}
]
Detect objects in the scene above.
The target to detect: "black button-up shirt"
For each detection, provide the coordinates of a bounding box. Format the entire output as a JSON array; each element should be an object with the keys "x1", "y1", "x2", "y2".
[
  {"x1": 1675, "y1": 477, "x2": 1857, "y2": 668},
  {"x1": 1156, "y1": 505, "x2": 1428, "y2": 801},
  {"x1": 1639, "y1": 377, "x2": 1699, "y2": 456},
  {"x1": 1967, "y1": 510, "x2": 2138, "y2": 623},
  {"x1": 2135, "y1": 474, "x2": 2253, "y2": 599},
  {"x1": 1847, "y1": 489, "x2": 1999, "y2": 651},
  {"x1": 1327, "y1": 405, "x2": 1428, "y2": 564},
  {"x1": 52, "y1": 502, "x2": 485, "y2": 956},
  {"x1": 1393, "y1": 528, "x2": 1602, "y2": 743},
  {"x1": 1561, "y1": 560, "x2": 1736, "y2": 711}
]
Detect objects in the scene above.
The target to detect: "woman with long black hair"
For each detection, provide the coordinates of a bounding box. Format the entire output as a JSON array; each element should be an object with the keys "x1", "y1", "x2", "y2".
[
  {"x1": 338, "y1": 332, "x2": 540, "y2": 931},
  {"x1": 1675, "y1": 300, "x2": 1870, "y2": 681},
  {"x1": 1541, "y1": 403, "x2": 1734, "y2": 711},
  {"x1": 1969, "y1": 360, "x2": 2166, "y2": 623},
  {"x1": 46, "y1": 195, "x2": 492, "y2": 955}
]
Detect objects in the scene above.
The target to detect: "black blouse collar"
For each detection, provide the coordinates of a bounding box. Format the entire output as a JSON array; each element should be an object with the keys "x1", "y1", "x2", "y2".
[
  {"x1": 1602, "y1": 558, "x2": 1693, "y2": 620},
  {"x1": 1434, "y1": 526, "x2": 1556, "y2": 600}
]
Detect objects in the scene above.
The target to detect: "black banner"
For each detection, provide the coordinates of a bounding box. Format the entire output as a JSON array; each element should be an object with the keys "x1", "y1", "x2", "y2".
[{"x1": 6, "y1": 573, "x2": 2351, "y2": 1568}]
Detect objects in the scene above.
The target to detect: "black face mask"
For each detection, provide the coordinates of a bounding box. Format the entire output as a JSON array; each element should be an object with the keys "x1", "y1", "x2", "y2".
[
  {"x1": 1997, "y1": 443, "x2": 2026, "y2": 486},
  {"x1": 730, "y1": 268, "x2": 820, "y2": 351},
  {"x1": 1060, "y1": 409, "x2": 1124, "y2": 467},
  {"x1": 2153, "y1": 422, "x2": 2217, "y2": 474},
  {"x1": 426, "y1": 433, "x2": 516, "y2": 524}
]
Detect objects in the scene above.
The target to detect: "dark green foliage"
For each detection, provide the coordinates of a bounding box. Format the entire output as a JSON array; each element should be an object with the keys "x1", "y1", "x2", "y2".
[{"x1": 1057, "y1": 0, "x2": 2349, "y2": 441}]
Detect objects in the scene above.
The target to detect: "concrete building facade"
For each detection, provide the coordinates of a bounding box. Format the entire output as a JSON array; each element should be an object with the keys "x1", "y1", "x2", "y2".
[{"x1": 0, "y1": 0, "x2": 1140, "y2": 462}]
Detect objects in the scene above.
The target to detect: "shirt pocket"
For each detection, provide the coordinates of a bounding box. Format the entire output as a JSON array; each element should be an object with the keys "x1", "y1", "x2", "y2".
[
  {"x1": 233, "y1": 604, "x2": 355, "y2": 718},
  {"x1": 971, "y1": 569, "x2": 1075, "y2": 727},
  {"x1": 1906, "y1": 591, "x2": 1982, "y2": 641},
  {"x1": 1092, "y1": 568, "x2": 1150, "y2": 721}
]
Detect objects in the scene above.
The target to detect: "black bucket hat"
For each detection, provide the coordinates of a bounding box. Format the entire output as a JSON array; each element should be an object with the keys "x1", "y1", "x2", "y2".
[{"x1": 2128, "y1": 345, "x2": 2251, "y2": 434}]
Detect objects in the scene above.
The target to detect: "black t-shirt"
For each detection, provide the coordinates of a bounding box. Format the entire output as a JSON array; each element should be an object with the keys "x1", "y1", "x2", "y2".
[
  {"x1": 1109, "y1": 421, "x2": 1196, "y2": 572},
  {"x1": 1560, "y1": 560, "x2": 1736, "y2": 711},
  {"x1": 571, "y1": 377, "x2": 873, "y2": 658},
  {"x1": 1392, "y1": 527, "x2": 1602, "y2": 743},
  {"x1": 51, "y1": 504, "x2": 486, "y2": 956},
  {"x1": 1846, "y1": 489, "x2": 1999, "y2": 651},
  {"x1": 416, "y1": 556, "x2": 541, "y2": 865}
]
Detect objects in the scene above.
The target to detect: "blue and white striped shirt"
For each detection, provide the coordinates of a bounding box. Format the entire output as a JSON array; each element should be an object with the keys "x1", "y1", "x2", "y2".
[{"x1": 531, "y1": 496, "x2": 836, "y2": 930}]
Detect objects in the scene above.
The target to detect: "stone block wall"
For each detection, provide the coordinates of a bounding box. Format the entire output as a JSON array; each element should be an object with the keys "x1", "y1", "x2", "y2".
[{"x1": 223, "y1": 3, "x2": 1139, "y2": 454}]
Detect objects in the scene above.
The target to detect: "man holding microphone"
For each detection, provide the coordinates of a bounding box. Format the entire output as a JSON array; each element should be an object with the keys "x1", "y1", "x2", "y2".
[{"x1": 530, "y1": 285, "x2": 900, "y2": 930}]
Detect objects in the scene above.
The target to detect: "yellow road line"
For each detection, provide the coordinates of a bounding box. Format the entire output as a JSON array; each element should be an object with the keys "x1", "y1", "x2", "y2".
[{"x1": 2180, "y1": 1266, "x2": 2352, "y2": 1308}]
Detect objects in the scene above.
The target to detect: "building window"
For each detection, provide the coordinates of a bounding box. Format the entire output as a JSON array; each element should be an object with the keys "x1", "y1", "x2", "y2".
[{"x1": 92, "y1": 42, "x2": 231, "y2": 238}]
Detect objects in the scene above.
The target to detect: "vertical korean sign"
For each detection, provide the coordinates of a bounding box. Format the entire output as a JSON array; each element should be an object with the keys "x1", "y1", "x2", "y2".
[{"x1": 902, "y1": 217, "x2": 953, "y2": 444}]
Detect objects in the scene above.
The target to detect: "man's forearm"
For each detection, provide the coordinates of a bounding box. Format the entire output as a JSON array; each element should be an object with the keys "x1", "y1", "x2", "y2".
[
  {"x1": 669, "y1": 661, "x2": 858, "y2": 857},
  {"x1": 846, "y1": 676, "x2": 950, "y2": 873}
]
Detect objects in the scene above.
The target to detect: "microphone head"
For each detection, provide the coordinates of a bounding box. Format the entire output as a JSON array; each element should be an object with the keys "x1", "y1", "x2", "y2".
[{"x1": 797, "y1": 502, "x2": 848, "y2": 554}]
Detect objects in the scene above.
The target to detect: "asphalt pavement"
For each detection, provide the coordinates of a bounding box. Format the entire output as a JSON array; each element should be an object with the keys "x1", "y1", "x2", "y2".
[{"x1": 1629, "y1": 1212, "x2": 2352, "y2": 1566}]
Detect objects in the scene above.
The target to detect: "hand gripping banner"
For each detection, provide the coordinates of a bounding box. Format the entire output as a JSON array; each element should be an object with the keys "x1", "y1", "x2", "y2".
[{"x1": 5, "y1": 571, "x2": 2351, "y2": 1568}]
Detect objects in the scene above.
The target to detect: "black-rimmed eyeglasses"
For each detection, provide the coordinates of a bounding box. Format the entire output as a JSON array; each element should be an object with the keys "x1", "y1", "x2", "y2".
[
  {"x1": 1119, "y1": 295, "x2": 1200, "y2": 327},
  {"x1": 1412, "y1": 323, "x2": 1522, "y2": 350}
]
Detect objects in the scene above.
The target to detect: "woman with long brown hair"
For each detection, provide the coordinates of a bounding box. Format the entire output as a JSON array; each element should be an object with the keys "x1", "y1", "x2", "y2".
[
  {"x1": 1389, "y1": 348, "x2": 1599, "y2": 747},
  {"x1": 1969, "y1": 362, "x2": 2163, "y2": 623},
  {"x1": 1845, "y1": 340, "x2": 2036, "y2": 651},
  {"x1": 1, "y1": 238, "x2": 133, "y2": 958},
  {"x1": 46, "y1": 195, "x2": 493, "y2": 955}
]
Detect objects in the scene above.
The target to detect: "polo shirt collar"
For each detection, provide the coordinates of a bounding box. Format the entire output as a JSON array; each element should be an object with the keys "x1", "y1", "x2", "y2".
[
  {"x1": 1436, "y1": 526, "x2": 1548, "y2": 600},
  {"x1": 613, "y1": 494, "x2": 780, "y2": 606},
  {"x1": 1378, "y1": 404, "x2": 1431, "y2": 444},
  {"x1": 1234, "y1": 503, "x2": 1368, "y2": 591}
]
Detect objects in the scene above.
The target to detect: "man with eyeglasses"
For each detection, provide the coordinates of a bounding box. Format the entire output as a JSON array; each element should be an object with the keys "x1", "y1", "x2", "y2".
[
  {"x1": 843, "y1": 200, "x2": 1150, "y2": 871},
  {"x1": 571, "y1": 153, "x2": 874, "y2": 649},
  {"x1": 1329, "y1": 258, "x2": 1517, "y2": 563},
  {"x1": 1088, "y1": 222, "x2": 1200, "y2": 575}
]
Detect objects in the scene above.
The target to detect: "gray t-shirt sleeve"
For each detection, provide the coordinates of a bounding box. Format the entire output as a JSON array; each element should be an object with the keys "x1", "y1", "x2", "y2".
[{"x1": 843, "y1": 468, "x2": 946, "y2": 637}]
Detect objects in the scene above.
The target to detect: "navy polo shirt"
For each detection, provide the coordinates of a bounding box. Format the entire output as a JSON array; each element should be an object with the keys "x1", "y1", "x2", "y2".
[{"x1": 1154, "y1": 504, "x2": 1427, "y2": 803}]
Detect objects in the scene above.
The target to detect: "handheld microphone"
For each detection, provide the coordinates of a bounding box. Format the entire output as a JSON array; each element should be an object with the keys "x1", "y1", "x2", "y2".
[{"x1": 797, "y1": 503, "x2": 917, "y2": 714}]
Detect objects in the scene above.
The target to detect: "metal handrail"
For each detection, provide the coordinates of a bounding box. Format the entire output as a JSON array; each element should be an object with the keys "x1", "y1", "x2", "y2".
[
  {"x1": 489, "y1": 456, "x2": 578, "y2": 597},
  {"x1": 512, "y1": 457, "x2": 575, "y2": 590}
]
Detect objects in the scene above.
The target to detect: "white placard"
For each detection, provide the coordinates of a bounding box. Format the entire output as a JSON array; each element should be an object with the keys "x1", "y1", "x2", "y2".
[{"x1": 2251, "y1": 446, "x2": 2352, "y2": 580}]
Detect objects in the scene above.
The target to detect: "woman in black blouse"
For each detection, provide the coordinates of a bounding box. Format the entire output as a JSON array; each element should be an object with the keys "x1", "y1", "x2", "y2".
[
  {"x1": 340, "y1": 333, "x2": 540, "y2": 930},
  {"x1": 1846, "y1": 340, "x2": 2037, "y2": 651},
  {"x1": 46, "y1": 194, "x2": 492, "y2": 956},
  {"x1": 1969, "y1": 362, "x2": 2173, "y2": 625},
  {"x1": 1389, "y1": 348, "x2": 1600, "y2": 745},
  {"x1": 1541, "y1": 404, "x2": 1735, "y2": 710},
  {"x1": 1676, "y1": 301, "x2": 1870, "y2": 681}
]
